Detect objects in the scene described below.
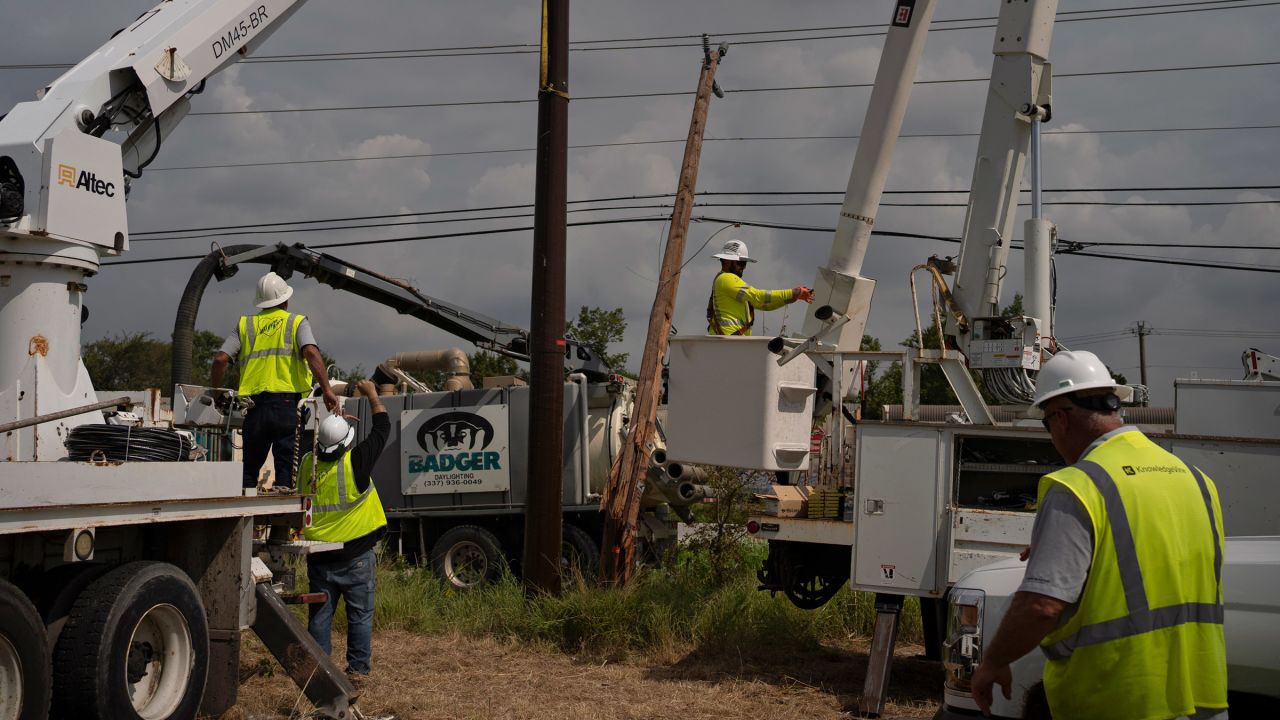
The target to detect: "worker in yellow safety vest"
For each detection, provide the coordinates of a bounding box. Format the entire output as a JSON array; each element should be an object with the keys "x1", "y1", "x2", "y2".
[
  {"x1": 706, "y1": 239, "x2": 814, "y2": 335},
  {"x1": 971, "y1": 350, "x2": 1227, "y2": 720},
  {"x1": 298, "y1": 379, "x2": 389, "y2": 680},
  {"x1": 212, "y1": 271, "x2": 339, "y2": 489}
]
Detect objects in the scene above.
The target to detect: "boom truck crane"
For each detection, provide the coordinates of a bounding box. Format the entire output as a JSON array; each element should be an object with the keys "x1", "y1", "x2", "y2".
[
  {"x1": 170, "y1": 242, "x2": 698, "y2": 588},
  {"x1": 0, "y1": 2, "x2": 399, "y2": 719},
  {"x1": 664, "y1": 1, "x2": 1280, "y2": 716}
]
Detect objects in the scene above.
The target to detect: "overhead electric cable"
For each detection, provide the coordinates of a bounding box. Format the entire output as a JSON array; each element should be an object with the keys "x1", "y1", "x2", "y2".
[
  {"x1": 3, "y1": 0, "x2": 1270, "y2": 69},
  {"x1": 105, "y1": 212, "x2": 1280, "y2": 274},
  {"x1": 186, "y1": 59, "x2": 1280, "y2": 117},
  {"x1": 130, "y1": 183, "x2": 1280, "y2": 239},
  {"x1": 147, "y1": 123, "x2": 1280, "y2": 172}
]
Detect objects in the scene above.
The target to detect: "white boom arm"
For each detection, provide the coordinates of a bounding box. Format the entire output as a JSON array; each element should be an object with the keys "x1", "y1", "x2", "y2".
[
  {"x1": 800, "y1": 0, "x2": 938, "y2": 351},
  {"x1": 0, "y1": 0, "x2": 310, "y2": 459},
  {"x1": 950, "y1": 1, "x2": 1057, "y2": 327}
]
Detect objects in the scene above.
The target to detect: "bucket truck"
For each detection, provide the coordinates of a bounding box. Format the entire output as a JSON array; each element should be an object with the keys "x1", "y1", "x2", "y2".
[
  {"x1": 0, "y1": 2, "x2": 381, "y2": 718},
  {"x1": 662, "y1": 1, "x2": 1280, "y2": 716}
]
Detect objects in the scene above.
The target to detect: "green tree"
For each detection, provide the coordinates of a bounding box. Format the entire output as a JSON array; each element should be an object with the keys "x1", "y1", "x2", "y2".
[
  {"x1": 1000, "y1": 292, "x2": 1025, "y2": 319},
  {"x1": 860, "y1": 327, "x2": 961, "y2": 418},
  {"x1": 468, "y1": 350, "x2": 520, "y2": 388},
  {"x1": 565, "y1": 305, "x2": 628, "y2": 373},
  {"x1": 83, "y1": 332, "x2": 170, "y2": 391}
]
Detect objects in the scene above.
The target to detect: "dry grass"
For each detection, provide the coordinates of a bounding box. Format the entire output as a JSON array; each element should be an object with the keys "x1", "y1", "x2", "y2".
[{"x1": 230, "y1": 629, "x2": 942, "y2": 720}]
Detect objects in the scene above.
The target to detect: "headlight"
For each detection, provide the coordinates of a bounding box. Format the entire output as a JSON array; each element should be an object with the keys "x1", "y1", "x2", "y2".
[{"x1": 943, "y1": 588, "x2": 985, "y2": 693}]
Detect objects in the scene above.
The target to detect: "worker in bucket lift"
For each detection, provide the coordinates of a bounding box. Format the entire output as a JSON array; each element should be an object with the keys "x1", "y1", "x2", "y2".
[
  {"x1": 211, "y1": 271, "x2": 340, "y2": 489},
  {"x1": 706, "y1": 239, "x2": 814, "y2": 336},
  {"x1": 970, "y1": 350, "x2": 1227, "y2": 720},
  {"x1": 299, "y1": 379, "x2": 389, "y2": 682}
]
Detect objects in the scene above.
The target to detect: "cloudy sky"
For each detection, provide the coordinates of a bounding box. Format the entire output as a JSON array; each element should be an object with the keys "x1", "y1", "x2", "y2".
[{"x1": 4, "y1": 0, "x2": 1278, "y2": 404}]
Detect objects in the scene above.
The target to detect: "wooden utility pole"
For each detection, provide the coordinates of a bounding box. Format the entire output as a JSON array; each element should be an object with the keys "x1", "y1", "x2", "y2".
[
  {"x1": 600, "y1": 37, "x2": 726, "y2": 584},
  {"x1": 1136, "y1": 321, "x2": 1150, "y2": 402},
  {"x1": 524, "y1": 0, "x2": 569, "y2": 595}
]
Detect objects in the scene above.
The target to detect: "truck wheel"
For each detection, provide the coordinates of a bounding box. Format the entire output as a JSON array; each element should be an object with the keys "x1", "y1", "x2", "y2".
[
  {"x1": 52, "y1": 562, "x2": 209, "y2": 720},
  {"x1": 0, "y1": 578, "x2": 50, "y2": 720},
  {"x1": 560, "y1": 524, "x2": 600, "y2": 580},
  {"x1": 25, "y1": 562, "x2": 111, "y2": 647},
  {"x1": 783, "y1": 563, "x2": 847, "y2": 610},
  {"x1": 431, "y1": 526, "x2": 504, "y2": 590}
]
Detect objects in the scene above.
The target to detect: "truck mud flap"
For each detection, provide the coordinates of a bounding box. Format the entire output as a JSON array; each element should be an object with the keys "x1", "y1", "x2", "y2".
[{"x1": 251, "y1": 582, "x2": 357, "y2": 719}]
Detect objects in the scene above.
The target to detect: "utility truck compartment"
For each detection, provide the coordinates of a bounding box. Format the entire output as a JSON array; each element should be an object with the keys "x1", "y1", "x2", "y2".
[{"x1": 850, "y1": 423, "x2": 1056, "y2": 597}]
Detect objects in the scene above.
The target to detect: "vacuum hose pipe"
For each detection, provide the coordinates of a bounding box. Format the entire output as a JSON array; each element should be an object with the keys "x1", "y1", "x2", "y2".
[{"x1": 170, "y1": 244, "x2": 265, "y2": 388}]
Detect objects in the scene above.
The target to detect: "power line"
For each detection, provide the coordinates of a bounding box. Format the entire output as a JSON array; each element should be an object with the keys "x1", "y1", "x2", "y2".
[
  {"x1": 129, "y1": 185, "x2": 1280, "y2": 240},
  {"x1": 186, "y1": 59, "x2": 1280, "y2": 117},
  {"x1": 147, "y1": 123, "x2": 1280, "y2": 172},
  {"x1": 1152, "y1": 327, "x2": 1280, "y2": 337},
  {"x1": 106, "y1": 210, "x2": 1280, "y2": 274},
  {"x1": 246, "y1": 1, "x2": 1265, "y2": 59},
  {"x1": 1066, "y1": 249, "x2": 1280, "y2": 272},
  {"x1": 3, "y1": 1, "x2": 1271, "y2": 70},
  {"x1": 127, "y1": 183, "x2": 1280, "y2": 239}
]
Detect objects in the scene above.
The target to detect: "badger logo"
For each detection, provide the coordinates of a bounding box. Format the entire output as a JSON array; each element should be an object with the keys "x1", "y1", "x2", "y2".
[{"x1": 418, "y1": 412, "x2": 495, "y2": 454}]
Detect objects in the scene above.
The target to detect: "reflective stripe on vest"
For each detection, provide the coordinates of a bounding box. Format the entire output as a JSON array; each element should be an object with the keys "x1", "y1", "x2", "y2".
[
  {"x1": 237, "y1": 310, "x2": 312, "y2": 395},
  {"x1": 706, "y1": 274, "x2": 754, "y2": 336},
  {"x1": 312, "y1": 460, "x2": 376, "y2": 514},
  {"x1": 1041, "y1": 461, "x2": 1224, "y2": 661},
  {"x1": 241, "y1": 312, "x2": 299, "y2": 365},
  {"x1": 300, "y1": 452, "x2": 387, "y2": 543}
]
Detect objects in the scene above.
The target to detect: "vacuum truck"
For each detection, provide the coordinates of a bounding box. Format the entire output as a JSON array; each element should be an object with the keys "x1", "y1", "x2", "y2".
[{"x1": 170, "y1": 242, "x2": 701, "y2": 589}]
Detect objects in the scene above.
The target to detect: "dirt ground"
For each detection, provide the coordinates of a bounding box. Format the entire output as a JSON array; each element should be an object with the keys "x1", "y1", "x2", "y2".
[{"x1": 228, "y1": 630, "x2": 943, "y2": 720}]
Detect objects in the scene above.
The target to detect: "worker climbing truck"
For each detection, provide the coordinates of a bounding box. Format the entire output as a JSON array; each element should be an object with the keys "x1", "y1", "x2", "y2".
[
  {"x1": 664, "y1": 1, "x2": 1280, "y2": 716},
  {"x1": 169, "y1": 242, "x2": 699, "y2": 589},
  {"x1": 0, "y1": 1, "x2": 382, "y2": 718}
]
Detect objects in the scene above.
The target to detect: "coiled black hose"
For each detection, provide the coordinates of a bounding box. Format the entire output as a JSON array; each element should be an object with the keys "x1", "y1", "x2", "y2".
[
  {"x1": 169, "y1": 244, "x2": 263, "y2": 389},
  {"x1": 66, "y1": 425, "x2": 195, "y2": 462}
]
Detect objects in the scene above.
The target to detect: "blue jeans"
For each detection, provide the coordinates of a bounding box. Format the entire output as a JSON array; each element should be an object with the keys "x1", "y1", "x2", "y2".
[
  {"x1": 242, "y1": 392, "x2": 304, "y2": 489},
  {"x1": 307, "y1": 548, "x2": 375, "y2": 674}
]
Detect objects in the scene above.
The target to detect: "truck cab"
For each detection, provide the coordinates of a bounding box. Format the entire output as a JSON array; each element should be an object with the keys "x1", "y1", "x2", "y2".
[{"x1": 938, "y1": 536, "x2": 1280, "y2": 718}]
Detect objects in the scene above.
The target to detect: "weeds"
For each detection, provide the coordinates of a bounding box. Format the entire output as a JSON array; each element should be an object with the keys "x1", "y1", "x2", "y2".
[{"x1": 324, "y1": 539, "x2": 922, "y2": 659}]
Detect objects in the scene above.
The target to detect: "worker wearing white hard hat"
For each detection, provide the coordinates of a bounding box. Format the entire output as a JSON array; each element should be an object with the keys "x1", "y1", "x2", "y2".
[
  {"x1": 210, "y1": 270, "x2": 340, "y2": 489},
  {"x1": 706, "y1": 239, "x2": 815, "y2": 336},
  {"x1": 299, "y1": 379, "x2": 389, "y2": 681},
  {"x1": 972, "y1": 350, "x2": 1227, "y2": 719}
]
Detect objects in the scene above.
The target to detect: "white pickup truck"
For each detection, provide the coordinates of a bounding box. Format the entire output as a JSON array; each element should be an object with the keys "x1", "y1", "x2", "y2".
[{"x1": 936, "y1": 535, "x2": 1280, "y2": 718}]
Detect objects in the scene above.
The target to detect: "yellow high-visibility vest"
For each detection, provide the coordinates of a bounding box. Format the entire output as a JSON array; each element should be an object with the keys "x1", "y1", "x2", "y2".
[
  {"x1": 706, "y1": 272, "x2": 794, "y2": 336},
  {"x1": 1037, "y1": 430, "x2": 1227, "y2": 720},
  {"x1": 299, "y1": 452, "x2": 387, "y2": 544},
  {"x1": 236, "y1": 308, "x2": 312, "y2": 395}
]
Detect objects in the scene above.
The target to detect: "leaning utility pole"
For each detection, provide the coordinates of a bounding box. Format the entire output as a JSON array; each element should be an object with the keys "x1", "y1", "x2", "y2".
[
  {"x1": 524, "y1": 0, "x2": 569, "y2": 595},
  {"x1": 600, "y1": 36, "x2": 727, "y2": 585}
]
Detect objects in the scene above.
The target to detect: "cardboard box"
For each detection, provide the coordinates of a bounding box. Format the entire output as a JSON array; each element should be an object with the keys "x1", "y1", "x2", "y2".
[{"x1": 756, "y1": 484, "x2": 808, "y2": 518}]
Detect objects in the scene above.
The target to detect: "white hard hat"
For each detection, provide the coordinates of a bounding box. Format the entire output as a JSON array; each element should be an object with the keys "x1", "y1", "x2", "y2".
[
  {"x1": 712, "y1": 239, "x2": 757, "y2": 263},
  {"x1": 255, "y1": 271, "x2": 294, "y2": 309},
  {"x1": 317, "y1": 415, "x2": 355, "y2": 455},
  {"x1": 1032, "y1": 350, "x2": 1120, "y2": 408}
]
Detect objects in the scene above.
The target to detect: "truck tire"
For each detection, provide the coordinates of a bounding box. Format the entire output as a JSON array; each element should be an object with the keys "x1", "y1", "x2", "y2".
[
  {"x1": 560, "y1": 524, "x2": 600, "y2": 580},
  {"x1": 431, "y1": 525, "x2": 504, "y2": 590},
  {"x1": 51, "y1": 561, "x2": 209, "y2": 720},
  {"x1": 25, "y1": 561, "x2": 111, "y2": 646},
  {"x1": 0, "y1": 578, "x2": 51, "y2": 720}
]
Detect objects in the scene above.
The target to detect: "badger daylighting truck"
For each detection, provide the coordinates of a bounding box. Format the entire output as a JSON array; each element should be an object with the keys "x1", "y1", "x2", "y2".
[{"x1": 169, "y1": 242, "x2": 699, "y2": 589}]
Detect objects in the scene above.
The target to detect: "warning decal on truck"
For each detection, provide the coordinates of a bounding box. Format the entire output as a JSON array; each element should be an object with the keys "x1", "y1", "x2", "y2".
[{"x1": 401, "y1": 405, "x2": 511, "y2": 495}]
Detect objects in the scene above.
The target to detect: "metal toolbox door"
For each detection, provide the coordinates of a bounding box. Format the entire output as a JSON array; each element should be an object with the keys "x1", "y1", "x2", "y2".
[{"x1": 852, "y1": 424, "x2": 948, "y2": 596}]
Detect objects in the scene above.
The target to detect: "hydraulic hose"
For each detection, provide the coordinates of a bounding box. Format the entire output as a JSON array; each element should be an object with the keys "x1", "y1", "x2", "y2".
[{"x1": 170, "y1": 244, "x2": 265, "y2": 389}]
